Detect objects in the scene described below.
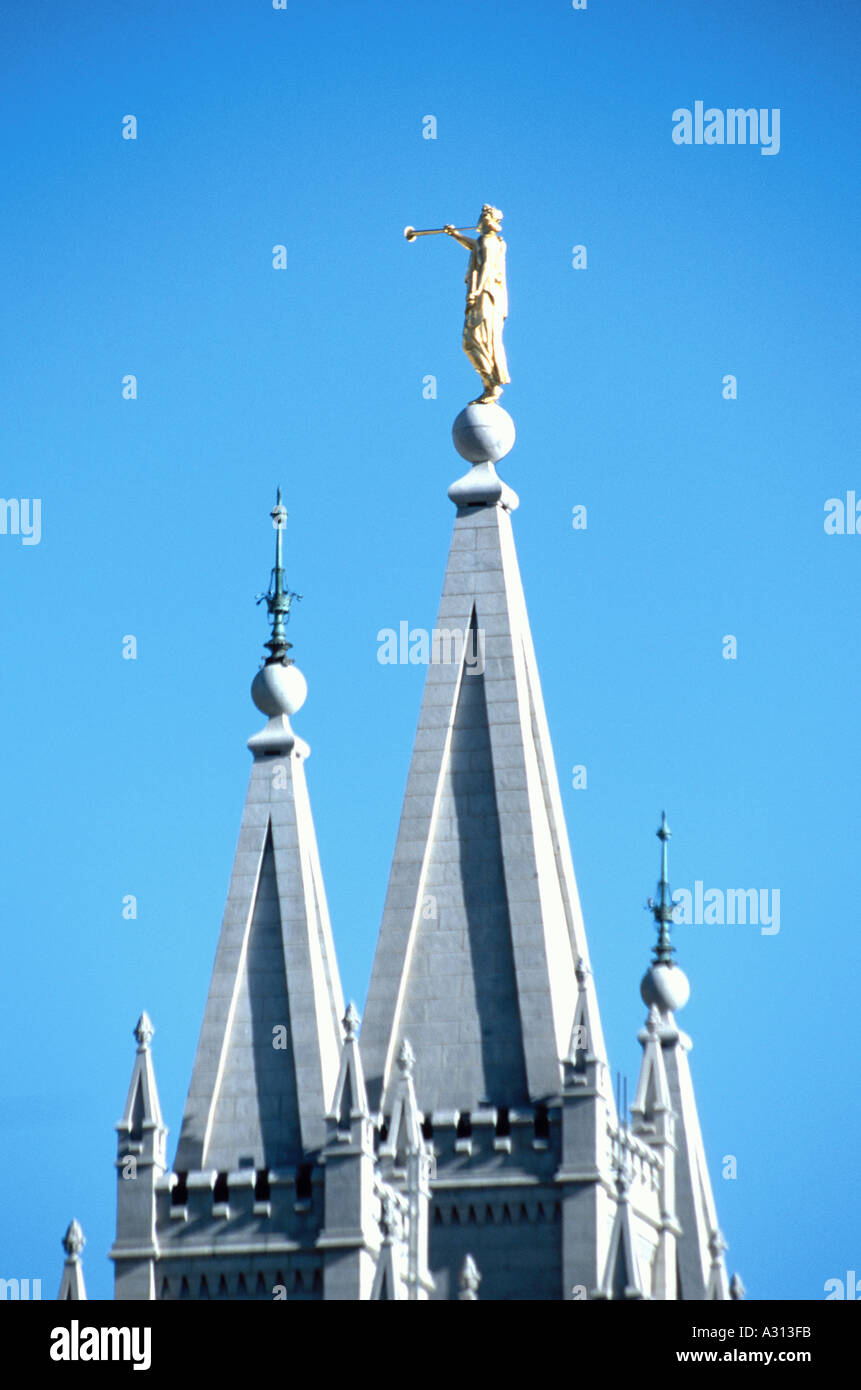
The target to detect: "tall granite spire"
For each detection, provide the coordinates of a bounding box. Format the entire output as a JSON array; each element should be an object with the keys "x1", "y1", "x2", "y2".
[
  {"x1": 361, "y1": 415, "x2": 610, "y2": 1117},
  {"x1": 359, "y1": 406, "x2": 619, "y2": 1300}
]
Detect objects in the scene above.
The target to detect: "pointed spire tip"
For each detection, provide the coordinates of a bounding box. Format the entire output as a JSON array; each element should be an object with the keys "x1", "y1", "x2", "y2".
[
  {"x1": 343, "y1": 1002, "x2": 360, "y2": 1039},
  {"x1": 62, "y1": 1219, "x2": 85, "y2": 1258},
  {"x1": 134, "y1": 1012, "x2": 154, "y2": 1049}
]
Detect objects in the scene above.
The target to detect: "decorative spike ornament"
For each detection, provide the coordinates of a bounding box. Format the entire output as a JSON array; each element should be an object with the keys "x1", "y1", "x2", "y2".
[
  {"x1": 251, "y1": 491, "x2": 307, "y2": 721},
  {"x1": 641, "y1": 813, "x2": 690, "y2": 1015}
]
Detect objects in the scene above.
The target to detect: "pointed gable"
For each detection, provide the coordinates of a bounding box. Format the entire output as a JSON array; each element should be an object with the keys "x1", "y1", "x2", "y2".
[
  {"x1": 631, "y1": 1006, "x2": 673, "y2": 1127},
  {"x1": 202, "y1": 829, "x2": 303, "y2": 1168},
  {"x1": 598, "y1": 1171, "x2": 645, "y2": 1300},
  {"x1": 327, "y1": 1002, "x2": 369, "y2": 1132},
  {"x1": 120, "y1": 1012, "x2": 165, "y2": 1144},
  {"x1": 362, "y1": 489, "x2": 609, "y2": 1113}
]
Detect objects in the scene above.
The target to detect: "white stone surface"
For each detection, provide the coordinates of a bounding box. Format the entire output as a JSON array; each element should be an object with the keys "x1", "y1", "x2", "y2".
[
  {"x1": 251, "y1": 661, "x2": 307, "y2": 717},
  {"x1": 451, "y1": 402, "x2": 516, "y2": 464},
  {"x1": 361, "y1": 499, "x2": 610, "y2": 1115},
  {"x1": 175, "y1": 739, "x2": 345, "y2": 1172}
]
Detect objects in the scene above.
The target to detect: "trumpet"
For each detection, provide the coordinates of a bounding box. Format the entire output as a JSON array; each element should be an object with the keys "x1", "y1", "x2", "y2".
[{"x1": 404, "y1": 224, "x2": 478, "y2": 241}]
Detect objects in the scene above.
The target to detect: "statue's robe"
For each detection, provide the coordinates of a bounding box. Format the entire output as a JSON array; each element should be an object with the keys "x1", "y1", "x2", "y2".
[{"x1": 463, "y1": 232, "x2": 510, "y2": 390}]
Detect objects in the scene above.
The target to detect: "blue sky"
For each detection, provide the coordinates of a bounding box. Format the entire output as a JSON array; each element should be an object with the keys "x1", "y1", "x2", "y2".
[{"x1": 1, "y1": 0, "x2": 859, "y2": 1300}]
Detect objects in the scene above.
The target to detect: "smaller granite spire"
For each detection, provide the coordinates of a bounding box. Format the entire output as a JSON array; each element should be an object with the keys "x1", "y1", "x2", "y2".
[
  {"x1": 641, "y1": 813, "x2": 690, "y2": 1015},
  {"x1": 173, "y1": 494, "x2": 346, "y2": 1181},
  {"x1": 383, "y1": 1039, "x2": 422, "y2": 1167},
  {"x1": 633, "y1": 818, "x2": 727, "y2": 1299},
  {"x1": 378, "y1": 1036, "x2": 434, "y2": 1300},
  {"x1": 564, "y1": 958, "x2": 599, "y2": 1079},
  {"x1": 118, "y1": 1011, "x2": 166, "y2": 1153},
  {"x1": 327, "y1": 1003, "x2": 370, "y2": 1133},
  {"x1": 321, "y1": 1002, "x2": 384, "y2": 1299},
  {"x1": 58, "y1": 1220, "x2": 87, "y2": 1300},
  {"x1": 630, "y1": 1004, "x2": 680, "y2": 1298},
  {"x1": 110, "y1": 1011, "x2": 168, "y2": 1298}
]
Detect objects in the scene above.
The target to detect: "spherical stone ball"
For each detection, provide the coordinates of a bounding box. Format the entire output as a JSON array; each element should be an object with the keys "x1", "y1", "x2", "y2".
[
  {"x1": 452, "y1": 402, "x2": 516, "y2": 464},
  {"x1": 640, "y1": 963, "x2": 690, "y2": 1014},
  {"x1": 251, "y1": 661, "x2": 308, "y2": 717}
]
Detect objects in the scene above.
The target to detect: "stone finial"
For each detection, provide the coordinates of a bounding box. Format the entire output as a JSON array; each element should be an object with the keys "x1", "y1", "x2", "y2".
[
  {"x1": 380, "y1": 1190, "x2": 399, "y2": 1240},
  {"x1": 458, "y1": 1254, "x2": 481, "y2": 1301},
  {"x1": 134, "y1": 1012, "x2": 154, "y2": 1050},
  {"x1": 615, "y1": 1162, "x2": 631, "y2": 1199},
  {"x1": 709, "y1": 1228, "x2": 728, "y2": 1262},
  {"x1": 343, "y1": 1002, "x2": 360, "y2": 1040},
  {"x1": 613, "y1": 1135, "x2": 633, "y2": 1199},
  {"x1": 575, "y1": 956, "x2": 589, "y2": 988},
  {"x1": 62, "y1": 1219, "x2": 85, "y2": 1258},
  {"x1": 397, "y1": 1038, "x2": 416, "y2": 1077},
  {"x1": 730, "y1": 1272, "x2": 746, "y2": 1301}
]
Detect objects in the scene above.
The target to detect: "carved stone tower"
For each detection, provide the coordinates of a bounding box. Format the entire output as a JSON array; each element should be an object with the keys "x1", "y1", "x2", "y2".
[{"x1": 65, "y1": 419, "x2": 738, "y2": 1302}]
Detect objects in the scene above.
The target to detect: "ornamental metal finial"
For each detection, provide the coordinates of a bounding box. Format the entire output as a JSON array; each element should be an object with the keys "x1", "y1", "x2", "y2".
[
  {"x1": 647, "y1": 811, "x2": 676, "y2": 967},
  {"x1": 256, "y1": 488, "x2": 301, "y2": 666}
]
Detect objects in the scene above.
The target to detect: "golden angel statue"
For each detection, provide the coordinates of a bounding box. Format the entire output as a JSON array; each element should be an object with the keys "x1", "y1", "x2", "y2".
[{"x1": 443, "y1": 205, "x2": 510, "y2": 404}]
